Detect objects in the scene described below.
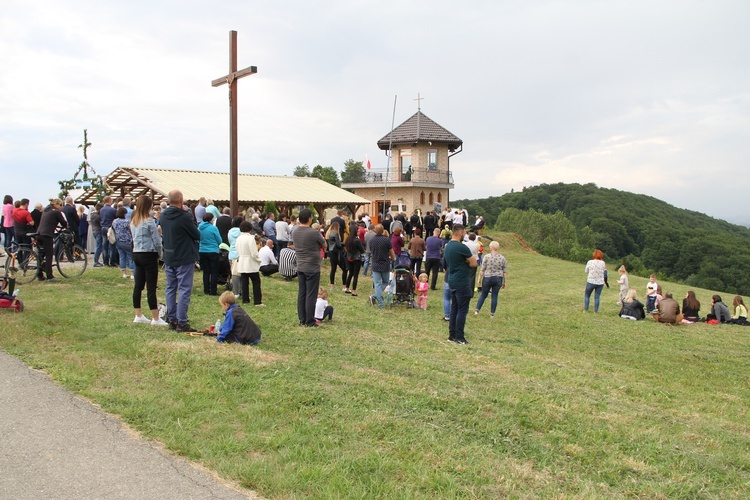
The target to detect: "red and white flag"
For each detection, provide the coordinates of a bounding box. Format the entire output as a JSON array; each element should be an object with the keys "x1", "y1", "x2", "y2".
[{"x1": 365, "y1": 154, "x2": 371, "y2": 169}]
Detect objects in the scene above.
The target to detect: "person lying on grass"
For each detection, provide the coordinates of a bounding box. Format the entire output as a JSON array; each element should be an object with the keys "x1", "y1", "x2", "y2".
[{"x1": 216, "y1": 291, "x2": 262, "y2": 345}]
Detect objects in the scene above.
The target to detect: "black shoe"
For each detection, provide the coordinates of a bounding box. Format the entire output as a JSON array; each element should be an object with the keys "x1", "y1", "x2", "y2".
[
  {"x1": 455, "y1": 338, "x2": 469, "y2": 345},
  {"x1": 168, "y1": 321, "x2": 177, "y2": 330},
  {"x1": 176, "y1": 323, "x2": 196, "y2": 333},
  {"x1": 46, "y1": 277, "x2": 59, "y2": 282},
  {"x1": 448, "y1": 337, "x2": 457, "y2": 343},
  {"x1": 306, "y1": 323, "x2": 319, "y2": 328},
  {"x1": 442, "y1": 316, "x2": 450, "y2": 322}
]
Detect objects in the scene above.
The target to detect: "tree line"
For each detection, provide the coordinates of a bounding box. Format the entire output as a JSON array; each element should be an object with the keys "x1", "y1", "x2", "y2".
[{"x1": 454, "y1": 183, "x2": 750, "y2": 295}]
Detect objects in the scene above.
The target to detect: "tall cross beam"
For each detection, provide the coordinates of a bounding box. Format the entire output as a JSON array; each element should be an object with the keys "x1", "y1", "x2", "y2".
[{"x1": 211, "y1": 30, "x2": 257, "y2": 216}]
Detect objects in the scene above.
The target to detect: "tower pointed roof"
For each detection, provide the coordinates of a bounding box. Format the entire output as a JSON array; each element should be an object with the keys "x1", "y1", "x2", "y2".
[{"x1": 377, "y1": 111, "x2": 462, "y2": 152}]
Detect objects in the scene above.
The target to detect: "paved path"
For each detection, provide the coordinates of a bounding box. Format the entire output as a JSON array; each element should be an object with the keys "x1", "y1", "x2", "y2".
[{"x1": 0, "y1": 351, "x2": 256, "y2": 499}]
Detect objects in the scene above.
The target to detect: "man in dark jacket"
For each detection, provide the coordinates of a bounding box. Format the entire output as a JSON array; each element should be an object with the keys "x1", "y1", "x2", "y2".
[
  {"x1": 61, "y1": 196, "x2": 80, "y2": 245},
  {"x1": 30, "y1": 202, "x2": 43, "y2": 230},
  {"x1": 215, "y1": 207, "x2": 233, "y2": 245},
  {"x1": 99, "y1": 196, "x2": 117, "y2": 267},
  {"x1": 37, "y1": 199, "x2": 67, "y2": 281},
  {"x1": 160, "y1": 190, "x2": 200, "y2": 332}
]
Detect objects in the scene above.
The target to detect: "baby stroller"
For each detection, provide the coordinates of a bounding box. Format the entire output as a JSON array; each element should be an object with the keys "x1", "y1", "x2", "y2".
[
  {"x1": 390, "y1": 265, "x2": 416, "y2": 308},
  {"x1": 217, "y1": 245, "x2": 232, "y2": 291}
]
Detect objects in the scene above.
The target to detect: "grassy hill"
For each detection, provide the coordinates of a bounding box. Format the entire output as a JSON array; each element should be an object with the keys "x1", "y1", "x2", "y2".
[
  {"x1": 2, "y1": 232, "x2": 748, "y2": 497},
  {"x1": 455, "y1": 183, "x2": 750, "y2": 295}
]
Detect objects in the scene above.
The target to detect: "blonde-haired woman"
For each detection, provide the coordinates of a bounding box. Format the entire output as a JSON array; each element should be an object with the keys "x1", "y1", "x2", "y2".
[
  {"x1": 474, "y1": 241, "x2": 507, "y2": 318},
  {"x1": 619, "y1": 289, "x2": 645, "y2": 320}
]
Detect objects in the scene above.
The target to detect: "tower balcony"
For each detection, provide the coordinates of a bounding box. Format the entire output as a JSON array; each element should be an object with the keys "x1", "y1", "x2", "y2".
[{"x1": 342, "y1": 167, "x2": 454, "y2": 189}]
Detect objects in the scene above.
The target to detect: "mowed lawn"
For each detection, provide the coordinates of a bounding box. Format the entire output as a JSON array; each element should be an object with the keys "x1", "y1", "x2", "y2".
[{"x1": 1, "y1": 231, "x2": 748, "y2": 498}]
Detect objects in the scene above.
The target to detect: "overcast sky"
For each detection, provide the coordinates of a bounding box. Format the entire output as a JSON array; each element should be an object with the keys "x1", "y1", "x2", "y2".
[{"x1": 2, "y1": 0, "x2": 748, "y2": 224}]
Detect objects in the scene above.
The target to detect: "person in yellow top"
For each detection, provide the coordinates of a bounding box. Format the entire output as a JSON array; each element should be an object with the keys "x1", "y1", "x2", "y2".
[{"x1": 730, "y1": 296, "x2": 748, "y2": 325}]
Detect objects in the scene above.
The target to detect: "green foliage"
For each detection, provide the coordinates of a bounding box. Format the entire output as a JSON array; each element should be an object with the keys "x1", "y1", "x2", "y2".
[
  {"x1": 463, "y1": 183, "x2": 750, "y2": 294},
  {"x1": 292, "y1": 163, "x2": 341, "y2": 187},
  {"x1": 59, "y1": 129, "x2": 109, "y2": 201},
  {"x1": 293, "y1": 164, "x2": 311, "y2": 177},
  {"x1": 264, "y1": 201, "x2": 277, "y2": 217},
  {"x1": 496, "y1": 208, "x2": 578, "y2": 261},
  {"x1": 340, "y1": 159, "x2": 365, "y2": 184},
  {"x1": 311, "y1": 165, "x2": 340, "y2": 187}
]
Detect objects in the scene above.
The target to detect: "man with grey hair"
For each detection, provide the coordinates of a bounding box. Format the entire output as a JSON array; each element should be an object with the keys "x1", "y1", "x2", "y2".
[
  {"x1": 61, "y1": 196, "x2": 80, "y2": 245},
  {"x1": 160, "y1": 190, "x2": 200, "y2": 332}
]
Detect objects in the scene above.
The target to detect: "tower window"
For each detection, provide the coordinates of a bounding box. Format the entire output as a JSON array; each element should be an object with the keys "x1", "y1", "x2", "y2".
[{"x1": 428, "y1": 149, "x2": 437, "y2": 170}]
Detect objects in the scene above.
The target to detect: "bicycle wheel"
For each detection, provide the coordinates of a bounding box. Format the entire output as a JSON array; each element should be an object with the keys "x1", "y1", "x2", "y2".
[
  {"x1": 6, "y1": 247, "x2": 40, "y2": 285},
  {"x1": 56, "y1": 244, "x2": 88, "y2": 278}
]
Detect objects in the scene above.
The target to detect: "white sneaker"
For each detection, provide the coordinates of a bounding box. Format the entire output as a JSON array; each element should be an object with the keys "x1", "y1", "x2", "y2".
[
  {"x1": 122, "y1": 273, "x2": 128, "y2": 279},
  {"x1": 133, "y1": 315, "x2": 151, "y2": 324},
  {"x1": 130, "y1": 275, "x2": 134, "y2": 280},
  {"x1": 151, "y1": 318, "x2": 169, "y2": 326}
]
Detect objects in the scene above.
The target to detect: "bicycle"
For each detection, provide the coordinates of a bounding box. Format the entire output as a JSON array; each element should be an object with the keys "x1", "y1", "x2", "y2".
[
  {"x1": 3, "y1": 240, "x2": 40, "y2": 285},
  {"x1": 53, "y1": 229, "x2": 88, "y2": 278},
  {"x1": 4, "y1": 229, "x2": 87, "y2": 283}
]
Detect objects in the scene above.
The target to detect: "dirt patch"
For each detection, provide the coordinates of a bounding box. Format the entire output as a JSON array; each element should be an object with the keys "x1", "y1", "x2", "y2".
[{"x1": 149, "y1": 339, "x2": 285, "y2": 366}]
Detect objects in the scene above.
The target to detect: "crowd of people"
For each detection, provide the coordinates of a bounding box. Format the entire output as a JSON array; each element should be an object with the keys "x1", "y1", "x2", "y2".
[
  {"x1": 10, "y1": 191, "x2": 745, "y2": 347},
  {"x1": 583, "y1": 250, "x2": 749, "y2": 326}
]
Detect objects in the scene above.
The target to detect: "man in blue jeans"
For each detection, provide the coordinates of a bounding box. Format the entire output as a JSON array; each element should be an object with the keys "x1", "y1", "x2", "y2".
[
  {"x1": 160, "y1": 190, "x2": 200, "y2": 332},
  {"x1": 368, "y1": 224, "x2": 395, "y2": 308},
  {"x1": 99, "y1": 196, "x2": 117, "y2": 267},
  {"x1": 443, "y1": 224, "x2": 477, "y2": 344}
]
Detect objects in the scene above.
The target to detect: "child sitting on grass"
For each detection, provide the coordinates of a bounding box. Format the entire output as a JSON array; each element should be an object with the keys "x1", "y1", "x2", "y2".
[
  {"x1": 216, "y1": 291, "x2": 262, "y2": 345},
  {"x1": 315, "y1": 287, "x2": 334, "y2": 323},
  {"x1": 415, "y1": 273, "x2": 429, "y2": 310}
]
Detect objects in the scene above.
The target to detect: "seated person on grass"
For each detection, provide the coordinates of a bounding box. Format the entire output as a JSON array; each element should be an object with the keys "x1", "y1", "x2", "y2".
[
  {"x1": 730, "y1": 295, "x2": 747, "y2": 325},
  {"x1": 654, "y1": 292, "x2": 682, "y2": 324},
  {"x1": 216, "y1": 291, "x2": 262, "y2": 345},
  {"x1": 619, "y1": 289, "x2": 646, "y2": 320},
  {"x1": 707, "y1": 295, "x2": 732, "y2": 323}
]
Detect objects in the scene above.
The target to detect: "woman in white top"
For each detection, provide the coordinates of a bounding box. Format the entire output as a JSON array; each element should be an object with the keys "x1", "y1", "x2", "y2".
[
  {"x1": 584, "y1": 249, "x2": 607, "y2": 313},
  {"x1": 235, "y1": 221, "x2": 263, "y2": 306}
]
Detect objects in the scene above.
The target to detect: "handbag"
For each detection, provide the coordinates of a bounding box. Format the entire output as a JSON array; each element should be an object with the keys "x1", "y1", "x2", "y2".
[{"x1": 107, "y1": 226, "x2": 117, "y2": 244}]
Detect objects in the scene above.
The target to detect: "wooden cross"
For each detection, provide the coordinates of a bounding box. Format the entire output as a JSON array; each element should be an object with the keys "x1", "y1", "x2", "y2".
[{"x1": 211, "y1": 30, "x2": 257, "y2": 216}]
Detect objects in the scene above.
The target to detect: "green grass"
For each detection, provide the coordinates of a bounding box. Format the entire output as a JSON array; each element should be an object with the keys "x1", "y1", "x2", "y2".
[{"x1": 2, "y1": 231, "x2": 749, "y2": 498}]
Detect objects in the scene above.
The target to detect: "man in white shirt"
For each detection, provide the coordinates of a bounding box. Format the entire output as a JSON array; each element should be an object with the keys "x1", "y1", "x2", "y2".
[
  {"x1": 275, "y1": 214, "x2": 290, "y2": 253},
  {"x1": 258, "y1": 239, "x2": 279, "y2": 276}
]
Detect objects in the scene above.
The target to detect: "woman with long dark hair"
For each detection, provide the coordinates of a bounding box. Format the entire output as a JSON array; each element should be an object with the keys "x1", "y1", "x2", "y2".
[
  {"x1": 681, "y1": 291, "x2": 701, "y2": 323},
  {"x1": 131, "y1": 195, "x2": 167, "y2": 325},
  {"x1": 343, "y1": 223, "x2": 365, "y2": 296},
  {"x1": 326, "y1": 221, "x2": 347, "y2": 290}
]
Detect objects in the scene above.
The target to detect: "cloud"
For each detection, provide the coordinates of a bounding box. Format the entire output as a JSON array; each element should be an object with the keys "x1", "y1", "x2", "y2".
[{"x1": 1, "y1": 0, "x2": 749, "y2": 224}]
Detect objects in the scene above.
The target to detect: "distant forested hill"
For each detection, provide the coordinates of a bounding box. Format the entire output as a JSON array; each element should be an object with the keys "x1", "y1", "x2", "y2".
[{"x1": 454, "y1": 183, "x2": 750, "y2": 294}]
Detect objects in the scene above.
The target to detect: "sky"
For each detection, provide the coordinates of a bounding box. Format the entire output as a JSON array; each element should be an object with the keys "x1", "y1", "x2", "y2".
[{"x1": 2, "y1": 0, "x2": 748, "y2": 224}]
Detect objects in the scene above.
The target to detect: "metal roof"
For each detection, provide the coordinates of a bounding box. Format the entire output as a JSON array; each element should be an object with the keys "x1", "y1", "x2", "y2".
[
  {"x1": 377, "y1": 111, "x2": 463, "y2": 151},
  {"x1": 75, "y1": 167, "x2": 371, "y2": 207}
]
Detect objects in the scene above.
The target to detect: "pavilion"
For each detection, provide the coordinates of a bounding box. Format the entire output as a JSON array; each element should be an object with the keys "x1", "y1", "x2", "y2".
[{"x1": 75, "y1": 167, "x2": 371, "y2": 221}]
